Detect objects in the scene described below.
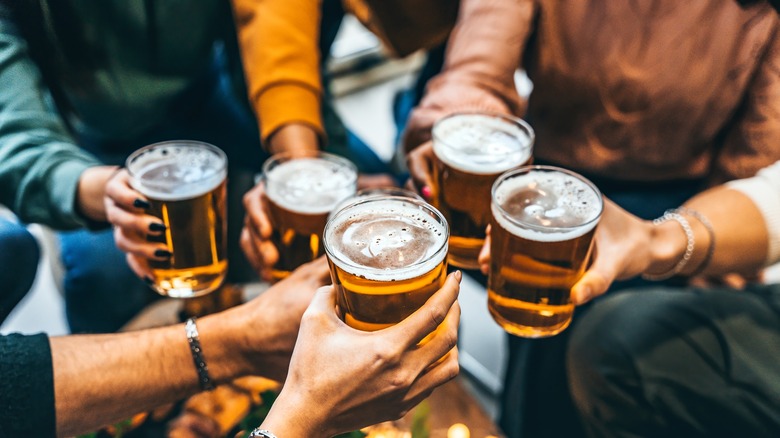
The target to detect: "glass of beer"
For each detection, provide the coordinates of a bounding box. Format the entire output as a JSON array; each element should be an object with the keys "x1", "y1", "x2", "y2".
[
  {"x1": 431, "y1": 113, "x2": 534, "y2": 270},
  {"x1": 323, "y1": 195, "x2": 449, "y2": 331},
  {"x1": 488, "y1": 165, "x2": 603, "y2": 338},
  {"x1": 126, "y1": 141, "x2": 228, "y2": 298},
  {"x1": 263, "y1": 151, "x2": 357, "y2": 281}
]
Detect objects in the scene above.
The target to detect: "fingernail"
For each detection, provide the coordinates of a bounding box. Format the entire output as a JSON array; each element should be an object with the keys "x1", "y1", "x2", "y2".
[
  {"x1": 149, "y1": 222, "x2": 166, "y2": 232},
  {"x1": 576, "y1": 286, "x2": 592, "y2": 304},
  {"x1": 454, "y1": 270, "x2": 462, "y2": 282},
  {"x1": 143, "y1": 276, "x2": 154, "y2": 285},
  {"x1": 421, "y1": 186, "x2": 433, "y2": 199},
  {"x1": 154, "y1": 249, "x2": 172, "y2": 258},
  {"x1": 133, "y1": 199, "x2": 150, "y2": 209}
]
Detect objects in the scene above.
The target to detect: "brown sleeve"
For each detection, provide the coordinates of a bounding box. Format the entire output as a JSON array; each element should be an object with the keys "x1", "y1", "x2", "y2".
[
  {"x1": 715, "y1": 25, "x2": 780, "y2": 182},
  {"x1": 231, "y1": 0, "x2": 325, "y2": 146},
  {"x1": 402, "y1": 0, "x2": 537, "y2": 152}
]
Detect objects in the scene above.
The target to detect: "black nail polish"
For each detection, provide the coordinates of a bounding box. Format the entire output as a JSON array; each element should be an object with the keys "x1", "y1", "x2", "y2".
[
  {"x1": 149, "y1": 222, "x2": 166, "y2": 232},
  {"x1": 133, "y1": 199, "x2": 150, "y2": 209},
  {"x1": 143, "y1": 276, "x2": 154, "y2": 285},
  {"x1": 154, "y1": 249, "x2": 172, "y2": 258}
]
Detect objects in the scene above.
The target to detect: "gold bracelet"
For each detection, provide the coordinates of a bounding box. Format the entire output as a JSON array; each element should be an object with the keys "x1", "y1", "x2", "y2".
[{"x1": 642, "y1": 211, "x2": 695, "y2": 281}]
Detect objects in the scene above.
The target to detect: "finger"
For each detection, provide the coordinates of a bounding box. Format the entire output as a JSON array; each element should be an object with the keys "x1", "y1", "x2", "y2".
[
  {"x1": 126, "y1": 253, "x2": 154, "y2": 281},
  {"x1": 413, "y1": 296, "x2": 460, "y2": 369},
  {"x1": 301, "y1": 285, "x2": 339, "y2": 323},
  {"x1": 404, "y1": 347, "x2": 460, "y2": 404},
  {"x1": 388, "y1": 270, "x2": 461, "y2": 347},
  {"x1": 113, "y1": 226, "x2": 170, "y2": 261},
  {"x1": 293, "y1": 256, "x2": 331, "y2": 285},
  {"x1": 406, "y1": 142, "x2": 436, "y2": 201},
  {"x1": 106, "y1": 201, "x2": 166, "y2": 237},
  {"x1": 240, "y1": 225, "x2": 263, "y2": 273},
  {"x1": 478, "y1": 225, "x2": 492, "y2": 275},
  {"x1": 571, "y1": 252, "x2": 616, "y2": 305},
  {"x1": 243, "y1": 183, "x2": 274, "y2": 239},
  {"x1": 106, "y1": 170, "x2": 149, "y2": 211}
]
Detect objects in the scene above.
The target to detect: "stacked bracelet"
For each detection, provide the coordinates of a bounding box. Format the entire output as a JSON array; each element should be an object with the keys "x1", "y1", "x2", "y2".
[
  {"x1": 674, "y1": 207, "x2": 716, "y2": 277},
  {"x1": 642, "y1": 211, "x2": 695, "y2": 281},
  {"x1": 185, "y1": 318, "x2": 215, "y2": 392}
]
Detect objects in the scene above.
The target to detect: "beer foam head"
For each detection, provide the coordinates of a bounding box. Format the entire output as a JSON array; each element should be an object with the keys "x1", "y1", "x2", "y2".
[
  {"x1": 265, "y1": 157, "x2": 357, "y2": 215},
  {"x1": 433, "y1": 113, "x2": 534, "y2": 175},
  {"x1": 492, "y1": 168, "x2": 602, "y2": 242},
  {"x1": 128, "y1": 142, "x2": 227, "y2": 201},
  {"x1": 325, "y1": 198, "x2": 448, "y2": 281}
]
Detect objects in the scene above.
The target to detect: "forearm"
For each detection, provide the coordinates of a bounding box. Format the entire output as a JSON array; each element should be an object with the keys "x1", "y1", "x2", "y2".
[
  {"x1": 51, "y1": 314, "x2": 251, "y2": 437},
  {"x1": 76, "y1": 165, "x2": 119, "y2": 223},
  {"x1": 267, "y1": 123, "x2": 320, "y2": 156}
]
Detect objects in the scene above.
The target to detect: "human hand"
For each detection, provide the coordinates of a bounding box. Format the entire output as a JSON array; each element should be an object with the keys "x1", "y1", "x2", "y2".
[
  {"x1": 405, "y1": 141, "x2": 436, "y2": 202},
  {"x1": 104, "y1": 169, "x2": 170, "y2": 280},
  {"x1": 76, "y1": 165, "x2": 120, "y2": 223},
  {"x1": 259, "y1": 271, "x2": 462, "y2": 437},
  {"x1": 229, "y1": 256, "x2": 331, "y2": 382},
  {"x1": 240, "y1": 182, "x2": 278, "y2": 281}
]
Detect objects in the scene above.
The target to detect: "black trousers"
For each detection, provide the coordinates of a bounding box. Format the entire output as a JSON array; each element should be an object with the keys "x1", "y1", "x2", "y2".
[{"x1": 568, "y1": 285, "x2": 780, "y2": 438}]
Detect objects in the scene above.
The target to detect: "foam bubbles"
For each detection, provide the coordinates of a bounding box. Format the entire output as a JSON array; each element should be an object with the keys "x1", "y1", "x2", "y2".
[
  {"x1": 493, "y1": 170, "x2": 602, "y2": 242},
  {"x1": 325, "y1": 200, "x2": 448, "y2": 281},
  {"x1": 129, "y1": 145, "x2": 226, "y2": 201},
  {"x1": 265, "y1": 158, "x2": 357, "y2": 215},
  {"x1": 433, "y1": 114, "x2": 533, "y2": 174}
]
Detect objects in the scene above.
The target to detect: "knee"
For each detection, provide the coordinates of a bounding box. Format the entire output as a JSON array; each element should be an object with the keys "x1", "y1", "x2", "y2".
[{"x1": 0, "y1": 221, "x2": 40, "y2": 305}]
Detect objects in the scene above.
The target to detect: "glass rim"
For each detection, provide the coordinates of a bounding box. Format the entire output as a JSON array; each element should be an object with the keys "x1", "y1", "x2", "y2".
[
  {"x1": 491, "y1": 165, "x2": 604, "y2": 233},
  {"x1": 323, "y1": 195, "x2": 450, "y2": 278},
  {"x1": 262, "y1": 150, "x2": 358, "y2": 188},
  {"x1": 125, "y1": 140, "x2": 227, "y2": 180},
  {"x1": 431, "y1": 111, "x2": 536, "y2": 157}
]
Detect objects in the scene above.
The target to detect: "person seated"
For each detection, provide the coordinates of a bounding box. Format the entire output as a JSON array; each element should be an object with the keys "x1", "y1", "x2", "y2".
[
  {"x1": 477, "y1": 160, "x2": 780, "y2": 437},
  {"x1": 402, "y1": 0, "x2": 780, "y2": 436},
  {"x1": 0, "y1": 257, "x2": 462, "y2": 437}
]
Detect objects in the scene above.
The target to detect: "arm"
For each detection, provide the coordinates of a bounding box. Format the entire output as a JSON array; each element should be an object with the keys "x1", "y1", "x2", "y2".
[
  {"x1": 231, "y1": 0, "x2": 323, "y2": 155},
  {"x1": 402, "y1": 0, "x2": 535, "y2": 153},
  {"x1": 0, "y1": 6, "x2": 106, "y2": 228},
  {"x1": 713, "y1": 24, "x2": 780, "y2": 182}
]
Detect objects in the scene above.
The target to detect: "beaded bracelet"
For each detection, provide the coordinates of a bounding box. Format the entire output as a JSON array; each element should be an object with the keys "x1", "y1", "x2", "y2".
[
  {"x1": 674, "y1": 207, "x2": 716, "y2": 277},
  {"x1": 250, "y1": 429, "x2": 279, "y2": 438},
  {"x1": 642, "y1": 211, "x2": 695, "y2": 281},
  {"x1": 185, "y1": 318, "x2": 215, "y2": 392}
]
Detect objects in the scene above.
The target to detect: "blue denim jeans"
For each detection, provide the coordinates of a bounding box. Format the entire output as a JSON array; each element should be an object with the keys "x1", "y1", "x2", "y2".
[{"x1": 0, "y1": 219, "x2": 39, "y2": 324}]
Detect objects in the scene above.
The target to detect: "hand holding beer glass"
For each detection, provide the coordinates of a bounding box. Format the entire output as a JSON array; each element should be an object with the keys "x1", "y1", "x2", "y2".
[
  {"x1": 487, "y1": 165, "x2": 603, "y2": 337},
  {"x1": 259, "y1": 152, "x2": 358, "y2": 281},
  {"x1": 412, "y1": 113, "x2": 534, "y2": 270},
  {"x1": 323, "y1": 195, "x2": 450, "y2": 332},
  {"x1": 109, "y1": 141, "x2": 229, "y2": 298}
]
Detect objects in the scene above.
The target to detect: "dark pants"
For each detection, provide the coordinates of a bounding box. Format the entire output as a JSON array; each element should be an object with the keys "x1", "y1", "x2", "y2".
[
  {"x1": 0, "y1": 219, "x2": 39, "y2": 324},
  {"x1": 498, "y1": 174, "x2": 705, "y2": 438},
  {"x1": 569, "y1": 286, "x2": 780, "y2": 438}
]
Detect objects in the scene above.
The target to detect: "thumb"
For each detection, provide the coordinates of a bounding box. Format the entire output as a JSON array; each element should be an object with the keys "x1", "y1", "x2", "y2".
[
  {"x1": 304, "y1": 285, "x2": 338, "y2": 316},
  {"x1": 571, "y1": 264, "x2": 614, "y2": 306},
  {"x1": 406, "y1": 142, "x2": 436, "y2": 200}
]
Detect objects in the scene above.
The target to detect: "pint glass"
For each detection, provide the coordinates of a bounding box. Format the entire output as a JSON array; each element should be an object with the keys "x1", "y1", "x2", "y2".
[
  {"x1": 323, "y1": 196, "x2": 449, "y2": 331},
  {"x1": 488, "y1": 165, "x2": 603, "y2": 338},
  {"x1": 127, "y1": 141, "x2": 228, "y2": 298},
  {"x1": 263, "y1": 152, "x2": 357, "y2": 281},
  {"x1": 432, "y1": 113, "x2": 534, "y2": 270}
]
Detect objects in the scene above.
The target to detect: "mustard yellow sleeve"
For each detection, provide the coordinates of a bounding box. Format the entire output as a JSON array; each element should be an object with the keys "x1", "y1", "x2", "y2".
[{"x1": 232, "y1": 0, "x2": 325, "y2": 146}]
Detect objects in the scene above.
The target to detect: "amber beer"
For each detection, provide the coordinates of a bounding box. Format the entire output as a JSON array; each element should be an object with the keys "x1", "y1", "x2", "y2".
[
  {"x1": 323, "y1": 196, "x2": 449, "y2": 331},
  {"x1": 488, "y1": 166, "x2": 603, "y2": 338},
  {"x1": 127, "y1": 141, "x2": 228, "y2": 298},
  {"x1": 264, "y1": 152, "x2": 357, "y2": 281},
  {"x1": 432, "y1": 113, "x2": 534, "y2": 270}
]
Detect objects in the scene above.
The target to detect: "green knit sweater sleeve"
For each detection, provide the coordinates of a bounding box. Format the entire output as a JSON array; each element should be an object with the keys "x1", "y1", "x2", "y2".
[
  {"x1": 0, "y1": 333, "x2": 55, "y2": 437},
  {"x1": 0, "y1": 4, "x2": 100, "y2": 229}
]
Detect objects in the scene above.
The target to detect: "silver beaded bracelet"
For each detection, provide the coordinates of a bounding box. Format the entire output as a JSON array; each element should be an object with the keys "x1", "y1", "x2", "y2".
[
  {"x1": 642, "y1": 211, "x2": 695, "y2": 281},
  {"x1": 185, "y1": 318, "x2": 215, "y2": 392},
  {"x1": 249, "y1": 429, "x2": 279, "y2": 438}
]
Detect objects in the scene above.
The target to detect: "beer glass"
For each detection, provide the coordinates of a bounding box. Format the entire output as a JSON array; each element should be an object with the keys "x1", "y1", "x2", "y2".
[
  {"x1": 431, "y1": 113, "x2": 534, "y2": 270},
  {"x1": 488, "y1": 165, "x2": 603, "y2": 338},
  {"x1": 263, "y1": 152, "x2": 357, "y2": 281},
  {"x1": 126, "y1": 141, "x2": 228, "y2": 298},
  {"x1": 323, "y1": 195, "x2": 449, "y2": 331}
]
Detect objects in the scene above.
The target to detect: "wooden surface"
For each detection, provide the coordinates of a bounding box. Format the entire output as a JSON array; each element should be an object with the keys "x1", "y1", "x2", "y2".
[{"x1": 124, "y1": 284, "x2": 504, "y2": 438}]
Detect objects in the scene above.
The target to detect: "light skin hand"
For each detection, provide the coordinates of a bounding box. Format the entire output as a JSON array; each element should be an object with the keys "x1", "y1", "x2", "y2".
[
  {"x1": 240, "y1": 182, "x2": 278, "y2": 281},
  {"x1": 104, "y1": 169, "x2": 170, "y2": 280},
  {"x1": 259, "y1": 271, "x2": 462, "y2": 438},
  {"x1": 77, "y1": 165, "x2": 122, "y2": 222},
  {"x1": 267, "y1": 123, "x2": 320, "y2": 156},
  {"x1": 405, "y1": 141, "x2": 437, "y2": 201}
]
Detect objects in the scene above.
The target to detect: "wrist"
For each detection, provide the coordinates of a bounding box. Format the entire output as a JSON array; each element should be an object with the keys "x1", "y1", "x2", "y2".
[
  {"x1": 260, "y1": 390, "x2": 325, "y2": 438},
  {"x1": 267, "y1": 123, "x2": 320, "y2": 156},
  {"x1": 76, "y1": 166, "x2": 118, "y2": 222},
  {"x1": 646, "y1": 219, "x2": 688, "y2": 277},
  {"x1": 196, "y1": 312, "x2": 254, "y2": 384}
]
